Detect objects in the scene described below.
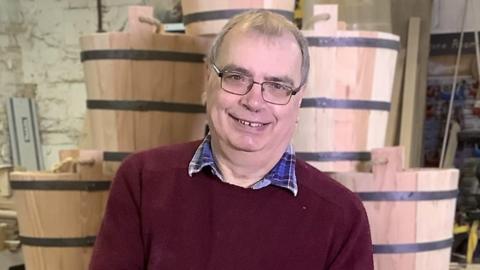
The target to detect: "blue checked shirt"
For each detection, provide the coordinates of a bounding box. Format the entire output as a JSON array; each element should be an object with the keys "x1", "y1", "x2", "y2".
[{"x1": 188, "y1": 134, "x2": 298, "y2": 196}]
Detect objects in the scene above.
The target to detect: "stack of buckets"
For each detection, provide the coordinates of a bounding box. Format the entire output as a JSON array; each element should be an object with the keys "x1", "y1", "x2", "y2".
[
  {"x1": 294, "y1": 4, "x2": 458, "y2": 270},
  {"x1": 11, "y1": 2, "x2": 459, "y2": 270}
]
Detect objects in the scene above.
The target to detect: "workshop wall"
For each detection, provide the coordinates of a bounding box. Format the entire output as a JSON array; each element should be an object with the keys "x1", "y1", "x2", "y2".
[{"x1": 0, "y1": 0, "x2": 179, "y2": 168}]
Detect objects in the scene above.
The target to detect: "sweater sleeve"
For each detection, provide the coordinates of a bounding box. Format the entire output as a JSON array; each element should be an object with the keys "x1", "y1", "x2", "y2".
[
  {"x1": 89, "y1": 158, "x2": 145, "y2": 270},
  {"x1": 327, "y1": 199, "x2": 374, "y2": 270}
]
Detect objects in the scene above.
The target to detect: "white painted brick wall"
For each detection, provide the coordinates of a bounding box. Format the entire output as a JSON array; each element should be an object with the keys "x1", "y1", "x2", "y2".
[
  {"x1": 0, "y1": 0, "x2": 184, "y2": 168},
  {"x1": 0, "y1": 0, "x2": 23, "y2": 165},
  {"x1": 0, "y1": 0, "x2": 180, "y2": 168}
]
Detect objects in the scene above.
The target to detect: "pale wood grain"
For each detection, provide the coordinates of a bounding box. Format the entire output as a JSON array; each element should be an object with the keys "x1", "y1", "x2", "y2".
[
  {"x1": 399, "y1": 17, "x2": 421, "y2": 168},
  {"x1": 391, "y1": 0, "x2": 432, "y2": 168},
  {"x1": 181, "y1": 0, "x2": 296, "y2": 36},
  {"x1": 386, "y1": 49, "x2": 406, "y2": 146}
]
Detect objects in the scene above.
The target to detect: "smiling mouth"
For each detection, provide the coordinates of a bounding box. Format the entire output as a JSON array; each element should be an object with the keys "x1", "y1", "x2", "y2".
[{"x1": 230, "y1": 114, "x2": 269, "y2": 128}]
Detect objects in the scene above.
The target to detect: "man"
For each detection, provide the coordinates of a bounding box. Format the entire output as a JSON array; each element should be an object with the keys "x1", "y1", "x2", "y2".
[{"x1": 90, "y1": 10, "x2": 373, "y2": 270}]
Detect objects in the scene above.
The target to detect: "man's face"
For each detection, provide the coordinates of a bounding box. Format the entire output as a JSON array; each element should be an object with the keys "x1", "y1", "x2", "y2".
[{"x1": 206, "y1": 28, "x2": 304, "y2": 157}]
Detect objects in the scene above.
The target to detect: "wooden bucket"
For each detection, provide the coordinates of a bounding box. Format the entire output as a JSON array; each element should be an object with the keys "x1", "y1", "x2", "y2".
[
  {"x1": 181, "y1": 0, "x2": 296, "y2": 36},
  {"x1": 294, "y1": 5, "x2": 400, "y2": 172},
  {"x1": 80, "y1": 6, "x2": 211, "y2": 167},
  {"x1": 331, "y1": 147, "x2": 459, "y2": 270},
  {"x1": 9, "y1": 150, "x2": 111, "y2": 270}
]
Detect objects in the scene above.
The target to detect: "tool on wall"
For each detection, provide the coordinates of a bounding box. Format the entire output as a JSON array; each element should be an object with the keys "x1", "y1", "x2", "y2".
[{"x1": 6, "y1": 97, "x2": 44, "y2": 171}]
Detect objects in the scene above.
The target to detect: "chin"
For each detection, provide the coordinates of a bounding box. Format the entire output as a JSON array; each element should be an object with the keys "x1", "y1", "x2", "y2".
[{"x1": 229, "y1": 139, "x2": 266, "y2": 153}]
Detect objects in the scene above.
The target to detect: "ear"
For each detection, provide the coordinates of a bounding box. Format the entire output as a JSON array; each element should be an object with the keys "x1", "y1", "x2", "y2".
[
  {"x1": 295, "y1": 86, "x2": 306, "y2": 108},
  {"x1": 205, "y1": 62, "x2": 211, "y2": 80},
  {"x1": 201, "y1": 91, "x2": 207, "y2": 105}
]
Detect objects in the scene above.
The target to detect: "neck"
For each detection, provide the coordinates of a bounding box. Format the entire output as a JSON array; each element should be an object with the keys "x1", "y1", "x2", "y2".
[{"x1": 210, "y1": 138, "x2": 287, "y2": 188}]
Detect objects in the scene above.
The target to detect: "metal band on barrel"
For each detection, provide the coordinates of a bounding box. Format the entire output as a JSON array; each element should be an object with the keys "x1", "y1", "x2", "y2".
[
  {"x1": 301, "y1": 98, "x2": 391, "y2": 111},
  {"x1": 87, "y1": 100, "x2": 206, "y2": 113},
  {"x1": 357, "y1": 190, "x2": 458, "y2": 201},
  {"x1": 373, "y1": 238, "x2": 454, "y2": 254},
  {"x1": 103, "y1": 151, "x2": 131, "y2": 162},
  {"x1": 80, "y1": 50, "x2": 205, "y2": 63},
  {"x1": 183, "y1": 9, "x2": 294, "y2": 24},
  {"x1": 19, "y1": 236, "x2": 96, "y2": 247},
  {"x1": 9, "y1": 180, "x2": 111, "y2": 191},
  {"x1": 307, "y1": 37, "x2": 401, "y2": 51},
  {"x1": 296, "y1": 151, "x2": 371, "y2": 161}
]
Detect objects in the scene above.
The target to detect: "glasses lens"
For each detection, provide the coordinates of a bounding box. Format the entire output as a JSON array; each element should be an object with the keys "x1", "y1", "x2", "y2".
[
  {"x1": 262, "y1": 82, "x2": 293, "y2": 104},
  {"x1": 221, "y1": 72, "x2": 251, "y2": 95}
]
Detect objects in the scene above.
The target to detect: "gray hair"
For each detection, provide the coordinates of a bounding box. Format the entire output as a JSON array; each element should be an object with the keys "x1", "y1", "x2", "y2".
[{"x1": 206, "y1": 10, "x2": 310, "y2": 87}]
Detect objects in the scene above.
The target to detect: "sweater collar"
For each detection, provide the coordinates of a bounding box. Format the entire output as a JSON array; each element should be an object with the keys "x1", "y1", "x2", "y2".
[{"x1": 188, "y1": 134, "x2": 298, "y2": 196}]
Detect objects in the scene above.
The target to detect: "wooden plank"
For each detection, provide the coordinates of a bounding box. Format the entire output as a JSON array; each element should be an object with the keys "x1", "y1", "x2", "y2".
[
  {"x1": 391, "y1": 0, "x2": 432, "y2": 167},
  {"x1": 443, "y1": 121, "x2": 461, "y2": 168},
  {"x1": 399, "y1": 17, "x2": 421, "y2": 168},
  {"x1": 386, "y1": 49, "x2": 406, "y2": 146}
]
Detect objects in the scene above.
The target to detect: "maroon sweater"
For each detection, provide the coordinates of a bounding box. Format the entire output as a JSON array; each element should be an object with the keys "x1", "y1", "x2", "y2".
[{"x1": 89, "y1": 141, "x2": 373, "y2": 270}]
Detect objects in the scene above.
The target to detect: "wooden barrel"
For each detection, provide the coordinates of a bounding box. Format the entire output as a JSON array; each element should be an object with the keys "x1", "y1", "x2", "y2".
[
  {"x1": 303, "y1": 0, "x2": 393, "y2": 32},
  {"x1": 331, "y1": 147, "x2": 459, "y2": 270},
  {"x1": 9, "y1": 150, "x2": 111, "y2": 270},
  {"x1": 293, "y1": 5, "x2": 400, "y2": 172},
  {"x1": 181, "y1": 0, "x2": 296, "y2": 36},
  {"x1": 79, "y1": 6, "x2": 211, "y2": 167}
]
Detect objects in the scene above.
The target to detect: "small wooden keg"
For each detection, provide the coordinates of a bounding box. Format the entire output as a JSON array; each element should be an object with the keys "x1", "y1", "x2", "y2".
[
  {"x1": 331, "y1": 147, "x2": 459, "y2": 270},
  {"x1": 10, "y1": 150, "x2": 112, "y2": 270}
]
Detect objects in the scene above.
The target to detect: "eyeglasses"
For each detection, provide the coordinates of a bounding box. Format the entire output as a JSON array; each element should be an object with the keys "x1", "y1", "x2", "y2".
[{"x1": 211, "y1": 63, "x2": 301, "y2": 105}]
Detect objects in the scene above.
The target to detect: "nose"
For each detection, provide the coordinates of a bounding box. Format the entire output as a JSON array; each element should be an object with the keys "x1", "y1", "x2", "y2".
[{"x1": 240, "y1": 82, "x2": 265, "y2": 111}]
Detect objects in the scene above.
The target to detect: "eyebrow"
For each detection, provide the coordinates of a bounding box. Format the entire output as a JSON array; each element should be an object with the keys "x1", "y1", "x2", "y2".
[
  {"x1": 264, "y1": 75, "x2": 294, "y2": 86},
  {"x1": 221, "y1": 64, "x2": 295, "y2": 86},
  {"x1": 221, "y1": 64, "x2": 253, "y2": 77}
]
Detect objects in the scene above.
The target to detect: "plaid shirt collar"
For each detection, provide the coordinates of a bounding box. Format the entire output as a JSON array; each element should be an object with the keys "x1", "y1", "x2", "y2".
[{"x1": 188, "y1": 134, "x2": 298, "y2": 196}]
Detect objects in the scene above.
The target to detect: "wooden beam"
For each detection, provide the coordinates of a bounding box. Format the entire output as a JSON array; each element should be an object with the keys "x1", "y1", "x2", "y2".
[
  {"x1": 386, "y1": 49, "x2": 406, "y2": 146},
  {"x1": 400, "y1": 17, "x2": 421, "y2": 168},
  {"x1": 442, "y1": 121, "x2": 461, "y2": 168},
  {"x1": 391, "y1": 0, "x2": 432, "y2": 167}
]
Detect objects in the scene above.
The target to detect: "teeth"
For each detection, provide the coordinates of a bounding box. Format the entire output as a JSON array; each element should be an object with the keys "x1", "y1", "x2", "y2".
[{"x1": 237, "y1": 119, "x2": 264, "y2": 127}]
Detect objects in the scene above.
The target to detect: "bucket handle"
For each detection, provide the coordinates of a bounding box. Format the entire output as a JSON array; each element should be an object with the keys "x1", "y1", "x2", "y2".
[
  {"x1": 128, "y1": 6, "x2": 163, "y2": 34},
  {"x1": 302, "y1": 13, "x2": 331, "y2": 30},
  {"x1": 138, "y1": 16, "x2": 164, "y2": 34},
  {"x1": 51, "y1": 157, "x2": 96, "y2": 173},
  {"x1": 303, "y1": 4, "x2": 338, "y2": 35}
]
